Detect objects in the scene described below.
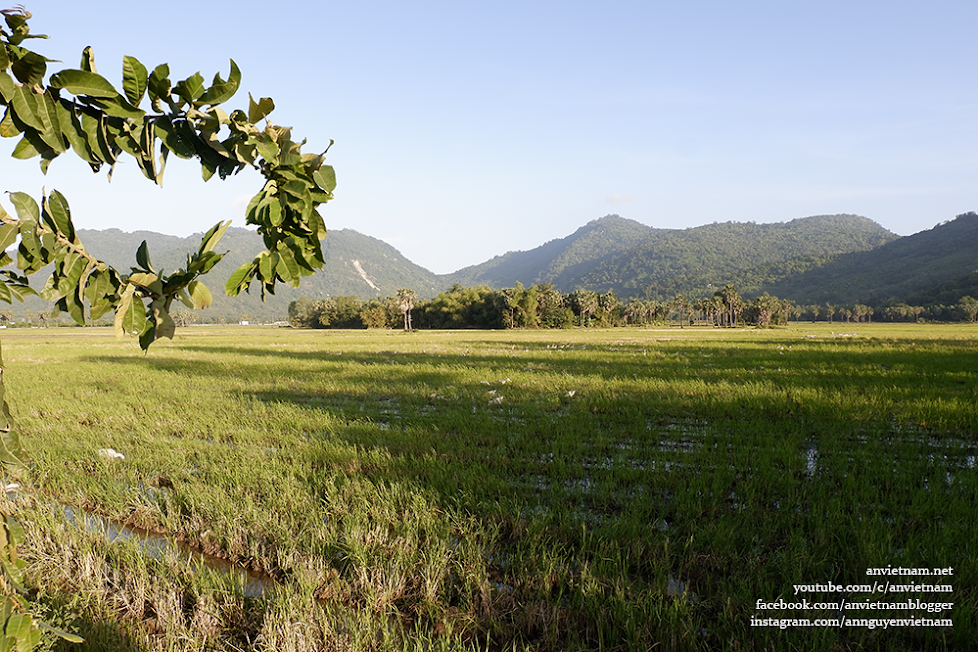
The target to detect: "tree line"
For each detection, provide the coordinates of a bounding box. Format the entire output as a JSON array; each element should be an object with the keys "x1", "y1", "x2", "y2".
[
  {"x1": 289, "y1": 283, "x2": 978, "y2": 330},
  {"x1": 287, "y1": 284, "x2": 783, "y2": 330}
]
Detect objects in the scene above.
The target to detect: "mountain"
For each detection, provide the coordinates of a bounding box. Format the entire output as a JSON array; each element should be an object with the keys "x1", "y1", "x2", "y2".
[
  {"x1": 13, "y1": 227, "x2": 444, "y2": 323},
  {"x1": 764, "y1": 212, "x2": 978, "y2": 304},
  {"x1": 448, "y1": 215, "x2": 655, "y2": 288},
  {"x1": 575, "y1": 214, "x2": 898, "y2": 298},
  {"x1": 448, "y1": 213, "x2": 899, "y2": 300},
  {"x1": 9, "y1": 210, "x2": 974, "y2": 324}
]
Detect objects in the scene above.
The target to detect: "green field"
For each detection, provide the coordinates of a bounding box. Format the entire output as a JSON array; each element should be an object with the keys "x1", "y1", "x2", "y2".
[{"x1": 1, "y1": 323, "x2": 975, "y2": 651}]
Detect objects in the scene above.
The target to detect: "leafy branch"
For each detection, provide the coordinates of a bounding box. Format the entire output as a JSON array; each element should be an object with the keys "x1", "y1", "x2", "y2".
[{"x1": 0, "y1": 6, "x2": 336, "y2": 646}]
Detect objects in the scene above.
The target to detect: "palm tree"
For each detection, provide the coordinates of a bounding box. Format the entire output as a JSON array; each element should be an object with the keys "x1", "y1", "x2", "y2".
[
  {"x1": 396, "y1": 288, "x2": 416, "y2": 330},
  {"x1": 716, "y1": 285, "x2": 742, "y2": 327},
  {"x1": 670, "y1": 293, "x2": 691, "y2": 329}
]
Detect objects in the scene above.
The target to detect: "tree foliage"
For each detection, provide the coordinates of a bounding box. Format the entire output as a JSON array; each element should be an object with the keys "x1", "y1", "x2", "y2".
[
  {"x1": 0, "y1": 8, "x2": 334, "y2": 646},
  {"x1": 0, "y1": 8, "x2": 334, "y2": 347}
]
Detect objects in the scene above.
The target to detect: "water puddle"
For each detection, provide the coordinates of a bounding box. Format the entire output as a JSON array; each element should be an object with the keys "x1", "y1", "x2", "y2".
[{"x1": 61, "y1": 505, "x2": 275, "y2": 598}]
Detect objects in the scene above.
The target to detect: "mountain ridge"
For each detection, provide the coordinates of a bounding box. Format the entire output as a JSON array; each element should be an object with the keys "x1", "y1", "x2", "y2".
[{"x1": 7, "y1": 211, "x2": 975, "y2": 323}]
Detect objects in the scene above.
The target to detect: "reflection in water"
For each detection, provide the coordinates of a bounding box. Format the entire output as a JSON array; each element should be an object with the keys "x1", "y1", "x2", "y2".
[{"x1": 61, "y1": 506, "x2": 274, "y2": 598}]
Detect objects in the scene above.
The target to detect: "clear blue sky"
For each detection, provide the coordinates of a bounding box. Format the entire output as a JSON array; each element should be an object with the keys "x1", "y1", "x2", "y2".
[{"x1": 3, "y1": 1, "x2": 977, "y2": 274}]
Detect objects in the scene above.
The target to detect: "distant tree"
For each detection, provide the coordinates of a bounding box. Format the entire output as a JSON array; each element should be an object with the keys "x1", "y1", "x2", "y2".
[
  {"x1": 519, "y1": 284, "x2": 540, "y2": 328},
  {"x1": 958, "y1": 296, "x2": 978, "y2": 322},
  {"x1": 396, "y1": 288, "x2": 416, "y2": 330},
  {"x1": 534, "y1": 283, "x2": 569, "y2": 328},
  {"x1": 596, "y1": 291, "x2": 620, "y2": 327},
  {"x1": 716, "y1": 285, "x2": 743, "y2": 327},
  {"x1": 288, "y1": 297, "x2": 317, "y2": 328},
  {"x1": 500, "y1": 283, "x2": 527, "y2": 329},
  {"x1": 359, "y1": 298, "x2": 394, "y2": 329},
  {"x1": 568, "y1": 289, "x2": 599, "y2": 327},
  {"x1": 825, "y1": 304, "x2": 836, "y2": 323},
  {"x1": 670, "y1": 293, "x2": 691, "y2": 329},
  {"x1": 172, "y1": 310, "x2": 197, "y2": 327},
  {"x1": 749, "y1": 293, "x2": 781, "y2": 327}
]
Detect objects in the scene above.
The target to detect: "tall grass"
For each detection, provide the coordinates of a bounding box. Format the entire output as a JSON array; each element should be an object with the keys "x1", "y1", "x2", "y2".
[{"x1": 2, "y1": 323, "x2": 974, "y2": 650}]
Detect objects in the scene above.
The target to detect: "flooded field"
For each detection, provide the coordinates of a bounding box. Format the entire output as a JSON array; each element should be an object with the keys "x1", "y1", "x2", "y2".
[{"x1": 1, "y1": 323, "x2": 975, "y2": 650}]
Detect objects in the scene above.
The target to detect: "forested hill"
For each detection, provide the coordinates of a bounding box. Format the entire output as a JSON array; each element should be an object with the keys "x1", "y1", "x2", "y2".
[
  {"x1": 449, "y1": 213, "x2": 898, "y2": 299},
  {"x1": 582, "y1": 214, "x2": 898, "y2": 299},
  {"x1": 13, "y1": 211, "x2": 962, "y2": 324},
  {"x1": 15, "y1": 227, "x2": 444, "y2": 323},
  {"x1": 447, "y1": 215, "x2": 656, "y2": 288},
  {"x1": 764, "y1": 212, "x2": 978, "y2": 304}
]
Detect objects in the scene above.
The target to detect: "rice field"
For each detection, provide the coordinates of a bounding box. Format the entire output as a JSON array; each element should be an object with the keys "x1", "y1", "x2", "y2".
[{"x1": 1, "y1": 323, "x2": 974, "y2": 651}]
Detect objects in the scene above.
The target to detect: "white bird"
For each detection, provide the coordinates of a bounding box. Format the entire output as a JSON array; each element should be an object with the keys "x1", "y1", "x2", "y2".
[{"x1": 97, "y1": 448, "x2": 125, "y2": 460}]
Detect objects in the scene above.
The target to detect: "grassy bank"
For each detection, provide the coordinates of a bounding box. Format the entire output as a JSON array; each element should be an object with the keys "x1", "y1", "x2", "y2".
[{"x1": 1, "y1": 323, "x2": 975, "y2": 650}]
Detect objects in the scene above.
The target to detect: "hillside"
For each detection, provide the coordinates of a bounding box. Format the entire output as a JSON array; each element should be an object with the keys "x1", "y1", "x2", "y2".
[
  {"x1": 10, "y1": 210, "x2": 976, "y2": 324},
  {"x1": 12, "y1": 227, "x2": 444, "y2": 323},
  {"x1": 582, "y1": 214, "x2": 899, "y2": 299},
  {"x1": 765, "y1": 212, "x2": 978, "y2": 304},
  {"x1": 448, "y1": 215, "x2": 655, "y2": 288},
  {"x1": 449, "y1": 213, "x2": 897, "y2": 299}
]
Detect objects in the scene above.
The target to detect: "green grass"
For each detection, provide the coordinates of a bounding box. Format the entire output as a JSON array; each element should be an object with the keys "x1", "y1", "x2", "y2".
[{"x1": 1, "y1": 323, "x2": 975, "y2": 650}]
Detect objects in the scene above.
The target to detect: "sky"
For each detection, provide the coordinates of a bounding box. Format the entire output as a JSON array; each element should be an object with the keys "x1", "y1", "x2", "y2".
[{"x1": 3, "y1": 1, "x2": 977, "y2": 274}]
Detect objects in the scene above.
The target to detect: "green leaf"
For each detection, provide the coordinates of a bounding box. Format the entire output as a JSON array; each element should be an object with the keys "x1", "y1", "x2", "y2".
[
  {"x1": 198, "y1": 220, "x2": 230, "y2": 255},
  {"x1": 147, "y1": 63, "x2": 171, "y2": 111},
  {"x1": 121, "y1": 55, "x2": 148, "y2": 106},
  {"x1": 114, "y1": 285, "x2": 145, "y2": 337},
  {"x1": 9, "y1": 135, "x2": 37, "y2": 160},
  {"x1": 8, "y1": 193, "x2": 38, "y2": 225},
  {"x1": 34, "y1": 90, "x2": 66, "y2": 153},
  {"x1": 247, "y1": 93, "x2": 275, "y2": 123},
  {"x1": 0, "y1": 72, "x2": 15, "y2": 104},
  {"x1": 198, "y1": 59, "x2": 240, "y2": 106},
  {"x1": 41, "y1": 190, "x2": 75, "y2": 243},
  {"x1": 224, "y1": 260, "x2": 256, "y2": 296},
  {"x1": 83, "y1": 269, "x2": 109, "y2": 305},
  {"x1": 138, "y1": 324, "x2": 156, "y2": 350},
  {"x1": 87, "y1": 95, "x2": 145, "y2": 121},
  {"x1": 9, "y1": 48, "x2": 46, "y2": 87},
  {"x1": 313, "y1": 165, "x2": 337, "y2": 193},
  {"x1": 254, "y1": 136, "x2": 279, "y2": 164},
  {"x1": 134, "y1": 241, "x2": 153, "y2": 273},
  {"x1": 177, "y1": 289, "x2": 195, "y2": 310},
  {"x1": 59, "y1": 253, "x2": 87, "y2": 290},
  {"x1": 173, "y1": 72, "x2": 205, "y2": 104},
  {"x1": 136, "y1": 118, "x2": 158, "y2": 183},
  {"x1": 0, "y1": 225, "x2": 18, "y2": 253},
  {"x1": 187, "y1": 280, "x2": 212, "y2": 309},
  {"x1": 81, "y1": 112, "x2": 117, "y2": 165},
  {"x1": 10, "y1": 86, "x2": 43, "y2": 131},
  {"x1": 153, "y1": 117, "x2": 194, "y2": 158},
  {"x1": 128, "y1": 272, "x2": 162, "y2": 296},
  {"x1": 186, "y1": 250, "x2": 223, "y2": 275},
  {"x1": 48, "y1": 69, "x2": 118, "y2": 98},
  {"x1": 152, "y1": 299, "x2": 175, "y2": 340},
  {"x1": 0, "y1": 109, "x2": 19, "y2": 138},
  {"x1": 258, "y1": 250, "x2": 278, "y2": 281},
  {"x1": 276, "y1": 245, "x2": 300, "y2": 286},
  {"x1": 59, "y1": 288, "x2": 85, "y2": 325},
  {"x1": 79, "y1": 46, "x2": 96, "y2": 73},
  {"x1": 55, "y1": 99, "x2": 96, "y2": 164}
]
